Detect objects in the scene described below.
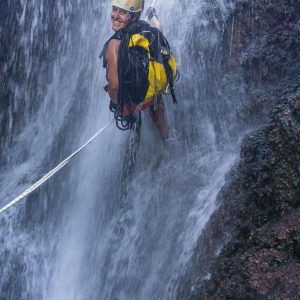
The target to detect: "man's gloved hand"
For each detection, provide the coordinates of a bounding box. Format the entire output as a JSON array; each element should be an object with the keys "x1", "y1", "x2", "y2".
[
  {"x1": 109, "y1": 101, "x2": 119, "y2": 113},
  {"x1": 146, "y1": 7, "x2": 158, "y2": 21}
]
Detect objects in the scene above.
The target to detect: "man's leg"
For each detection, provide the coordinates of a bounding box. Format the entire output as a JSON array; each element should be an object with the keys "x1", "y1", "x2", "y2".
[{"x1": 149, "y1": 96, "x2": 169, "y2": 138}]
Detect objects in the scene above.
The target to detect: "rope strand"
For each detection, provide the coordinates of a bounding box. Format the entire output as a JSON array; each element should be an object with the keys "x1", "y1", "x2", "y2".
[{"x1": 0, "y1": 119, "x2": 114, "y2": 215}]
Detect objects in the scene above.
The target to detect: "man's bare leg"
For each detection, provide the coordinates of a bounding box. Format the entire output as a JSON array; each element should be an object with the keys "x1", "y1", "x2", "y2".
[{"x1": 149, "y1": 96, "x2": 169, "y2": 138}]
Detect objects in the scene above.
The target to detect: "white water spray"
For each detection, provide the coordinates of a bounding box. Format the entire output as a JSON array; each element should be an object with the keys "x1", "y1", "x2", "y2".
[{"x1": 0, "y1": 0, "x2": 243, "y2": 299}]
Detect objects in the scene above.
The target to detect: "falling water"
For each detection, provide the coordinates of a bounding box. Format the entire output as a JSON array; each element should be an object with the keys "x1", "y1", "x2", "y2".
[{"x1": 0, "y1": 0, "x2": 246, "y2": 299}]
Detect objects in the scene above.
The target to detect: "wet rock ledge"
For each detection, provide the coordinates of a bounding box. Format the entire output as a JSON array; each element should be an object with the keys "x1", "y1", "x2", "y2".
[{"x1": 178, "y1": 0, "x2": 300, "y2": 299}]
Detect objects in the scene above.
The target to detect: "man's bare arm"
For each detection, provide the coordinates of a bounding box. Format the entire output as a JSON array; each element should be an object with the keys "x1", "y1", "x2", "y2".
[
  {"x1": 107, "y1": 39, "x2": 121, "y2": 104},
  {"x1": 150, "y1": 16, "x2": 163, "y2": 33}
]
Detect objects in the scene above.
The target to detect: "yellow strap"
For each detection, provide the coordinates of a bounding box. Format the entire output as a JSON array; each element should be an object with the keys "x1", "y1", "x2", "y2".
[{"x1": 128, "y1": 34, "x2": 150, "y2": 50}]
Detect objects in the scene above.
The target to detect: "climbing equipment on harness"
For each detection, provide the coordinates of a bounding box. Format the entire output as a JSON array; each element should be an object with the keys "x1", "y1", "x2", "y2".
[
  {"x1": 109, "y1": 101, "x2": 139, "y2": 131},
  {"x1": 101, "y1": 20, "x2": 178, "y2": 131},
  {"x1": 112, "y1": 0, "x2": 144, "y2": 12}
]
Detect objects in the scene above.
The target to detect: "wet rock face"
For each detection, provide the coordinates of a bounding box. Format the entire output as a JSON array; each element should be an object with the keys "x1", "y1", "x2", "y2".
[
  {"x1": 178, "y1": 96, "x2": 300, "y2": 300},
  {"x1": 178, "y1": 0, "x2": 300, "y2": 299},
  {"x1": 194, "y1": 97, "x2": 300, "y2": 300},
  {"x1": 223, "y1": 0, "x2": 300, "y2": 125},
  {"x1": 222, "y1": 0, "x2": 300, "y2": 80}
]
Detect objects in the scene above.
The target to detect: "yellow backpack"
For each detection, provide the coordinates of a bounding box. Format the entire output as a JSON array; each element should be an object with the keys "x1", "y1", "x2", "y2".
[{"x1": 121, "y1": 24, "x2": 177, "y2": 106}]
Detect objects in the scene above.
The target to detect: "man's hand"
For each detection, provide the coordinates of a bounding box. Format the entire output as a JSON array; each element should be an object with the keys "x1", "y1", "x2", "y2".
[
  {"x1": 109, "y1": 101, "x2": 119, "y2": 113},
  {"x1": 146, "y1": 7, "x2": 163, "y2": 32},
  {"x1": 146, "y1": 7, "x2": 157, "y2": 21}
]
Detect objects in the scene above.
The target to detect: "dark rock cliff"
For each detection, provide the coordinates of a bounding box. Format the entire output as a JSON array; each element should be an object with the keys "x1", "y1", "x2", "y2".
[{"x1": 178, "y1": 1, "x2": 300, "y2": 299}]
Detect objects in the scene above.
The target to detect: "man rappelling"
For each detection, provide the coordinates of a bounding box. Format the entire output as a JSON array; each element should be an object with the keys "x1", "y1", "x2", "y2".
[
  {"x1": 101, "y1": 0, "x2": 178, "y2": 140},
  {"x1": 0, "y1": 0, "x2": 178, "y2": 214}
]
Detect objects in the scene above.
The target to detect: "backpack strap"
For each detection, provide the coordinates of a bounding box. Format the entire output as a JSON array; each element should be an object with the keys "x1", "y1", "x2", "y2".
[
  {"x1": 162, "y1": 58, "x2": 178, "y2": 104},
  {"x1": 151, "y1": 28, "x2": 178, "y2": 104}
]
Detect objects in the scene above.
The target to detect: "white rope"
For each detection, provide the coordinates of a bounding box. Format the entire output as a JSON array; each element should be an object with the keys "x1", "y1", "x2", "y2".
[
  {"x1": 144, "y1": 0, "x2": 158, "y2": 21},
  {"x1": 150, "y1": 0, "x2": 157, "y2": 7},
  {"x1": 0, "y1": 119, "x2": 114, "y2": 215}
]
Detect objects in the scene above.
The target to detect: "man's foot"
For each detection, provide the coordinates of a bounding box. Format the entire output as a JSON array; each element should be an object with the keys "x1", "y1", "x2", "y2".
[{"x1": 161, "y1": 128, "x2": 179, "y2": 147}]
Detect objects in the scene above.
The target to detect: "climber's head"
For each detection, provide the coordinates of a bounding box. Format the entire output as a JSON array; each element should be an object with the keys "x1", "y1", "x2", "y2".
[{"x1": 111, "y1": 0, "x2": 144, "y2": 32}]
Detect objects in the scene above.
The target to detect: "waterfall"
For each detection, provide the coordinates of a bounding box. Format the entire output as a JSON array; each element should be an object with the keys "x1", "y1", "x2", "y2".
[{"x1": 0, "y1": 0, "x2": 246, "y2": 299}]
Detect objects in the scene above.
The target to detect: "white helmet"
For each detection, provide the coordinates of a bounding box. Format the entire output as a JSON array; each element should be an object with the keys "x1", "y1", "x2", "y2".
[{"x1": 112, "y1": 0, "x2": 143, "y2": 13}]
